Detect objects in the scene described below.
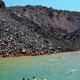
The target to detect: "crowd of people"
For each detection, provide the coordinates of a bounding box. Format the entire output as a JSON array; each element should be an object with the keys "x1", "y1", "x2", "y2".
[{"x1": 23, "y1": 76, "x2": 47, "y2": 80}]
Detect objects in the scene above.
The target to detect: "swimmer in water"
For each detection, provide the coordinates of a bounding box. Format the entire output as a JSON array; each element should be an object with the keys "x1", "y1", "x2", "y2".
[
  {"x1": 32, "y1": 76, "x2": 36, "y2": 80},
  {"x1": 23, "y1": 78, "x2": 25, "y2": 80},
  {"x1": 71, "y1": 71, "x2": 73, "y2": 74},
  {"x1": 43, "y1": 78, "x2": 47, "y2": 80}
]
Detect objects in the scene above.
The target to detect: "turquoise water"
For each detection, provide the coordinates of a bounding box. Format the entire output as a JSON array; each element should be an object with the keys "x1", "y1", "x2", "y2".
[{"x1": 0, "y1": 51, "x2": 80, "y2": 80}]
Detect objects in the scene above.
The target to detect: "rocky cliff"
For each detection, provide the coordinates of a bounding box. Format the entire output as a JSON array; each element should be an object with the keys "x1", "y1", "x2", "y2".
[{"x1": 0, "y1": 2, "x2": 80, "y2": 54}]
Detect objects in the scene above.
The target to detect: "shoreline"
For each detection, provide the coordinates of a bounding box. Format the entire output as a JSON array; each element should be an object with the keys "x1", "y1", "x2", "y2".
[
  {"x1": 0, "y1": 53, "x2": 51, "y2": 58},
  {"x1": 0, "y1": 50, "x2": 80, "y2": 58}
]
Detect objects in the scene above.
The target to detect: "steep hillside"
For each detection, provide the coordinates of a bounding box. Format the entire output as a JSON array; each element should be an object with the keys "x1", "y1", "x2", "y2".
[{"x1": 0, "y1": 2, "x2": 80, "y2": 54}]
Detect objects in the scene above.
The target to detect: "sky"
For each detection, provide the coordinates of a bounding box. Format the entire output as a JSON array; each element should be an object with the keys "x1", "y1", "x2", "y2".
[{"x1": 4, "y1": 0, "x2": 80, "y2": 12}]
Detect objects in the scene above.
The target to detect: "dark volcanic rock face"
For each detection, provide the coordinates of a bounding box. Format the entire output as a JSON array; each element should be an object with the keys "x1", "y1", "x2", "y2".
[
  {"x1": 0, "y1": 0, "x2": 5, "y2": 8},
  {"x1": 0, "y1": 5, "x2": 80, "y2": 54}
]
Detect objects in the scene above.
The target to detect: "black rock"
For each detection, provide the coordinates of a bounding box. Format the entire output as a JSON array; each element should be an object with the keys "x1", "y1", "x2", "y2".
[
  {"x1": 0, "y1": 0, "x2": 5, "y2": 8},
  {"x1": 0, "y1": 5, "x2": 80, "y2": 54}
]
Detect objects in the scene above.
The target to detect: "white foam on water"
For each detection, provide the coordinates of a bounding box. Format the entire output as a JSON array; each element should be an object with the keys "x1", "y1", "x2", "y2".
[
  {"x1": 48, "y1": 58, "x2": 60, "y2": 61},
  {"x1": 70, "y1": 69, "x2": 78, "y2": 72}
]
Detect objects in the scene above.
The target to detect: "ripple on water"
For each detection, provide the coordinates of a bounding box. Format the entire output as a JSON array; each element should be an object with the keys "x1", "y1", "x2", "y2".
[{"x1": 0, "y1": 51, "x2": 80, "y2": 80}]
